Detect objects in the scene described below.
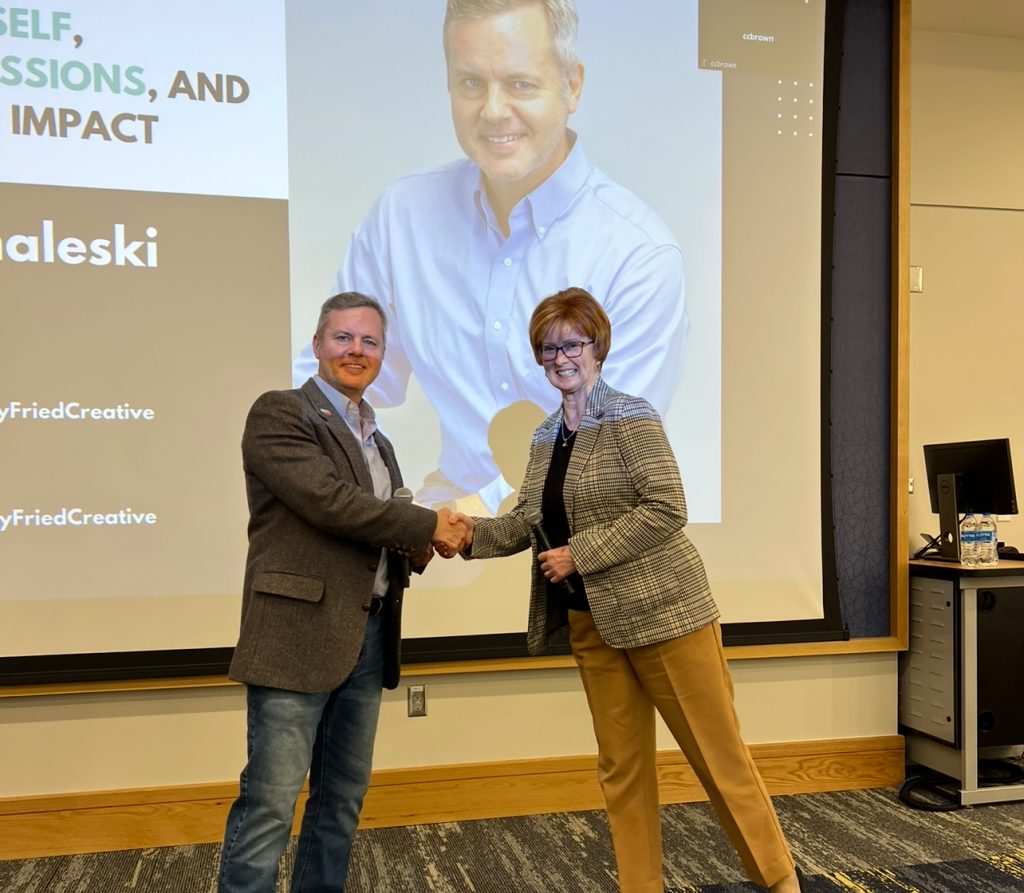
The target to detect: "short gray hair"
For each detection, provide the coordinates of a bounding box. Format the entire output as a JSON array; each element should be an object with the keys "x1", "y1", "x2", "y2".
[
  {"x1": 443, "y1": 0, "x2": 579, "y2": 78},
  {"x1": 315, "y1": 292, "x2": 388, "y2": 342}
]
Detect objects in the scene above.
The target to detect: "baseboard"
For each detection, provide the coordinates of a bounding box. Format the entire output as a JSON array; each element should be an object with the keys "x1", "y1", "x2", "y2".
[{"x1": 0, "y1": 735, "x2": 903, "y2": 860}]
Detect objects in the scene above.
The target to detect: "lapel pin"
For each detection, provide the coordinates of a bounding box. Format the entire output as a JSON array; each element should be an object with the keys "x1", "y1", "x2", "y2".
[{"x1": 319, "y1": 408, "x2": 333, "y2": 418}]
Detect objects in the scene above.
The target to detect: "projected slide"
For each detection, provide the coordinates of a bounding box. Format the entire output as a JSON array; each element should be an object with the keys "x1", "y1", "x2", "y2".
[
  {"x1": 1, "y1": 0, "x2": 827, "y2": 666},
  {"x1": 0, "y1": 1, "x2": 290, "y2": 619}
]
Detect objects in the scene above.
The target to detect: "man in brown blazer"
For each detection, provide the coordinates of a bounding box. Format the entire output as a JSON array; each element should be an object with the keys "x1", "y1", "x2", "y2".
[{"x1": 218, "y1": 292, "x2": 463, "y2": 893}]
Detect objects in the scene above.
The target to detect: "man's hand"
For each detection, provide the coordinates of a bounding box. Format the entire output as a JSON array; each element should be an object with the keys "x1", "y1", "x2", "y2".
[
  {"x1": 538, "y1": 546, "x2": 576, "y2": 584},
  {"x1": 433, "y1": 507, "x2": 469, "y2": 558}
]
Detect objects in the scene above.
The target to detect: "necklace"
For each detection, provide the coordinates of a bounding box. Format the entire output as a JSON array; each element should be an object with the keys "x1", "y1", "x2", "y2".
[{"x1": 560, "y1": 418, "x2": 577, "y2": 447}]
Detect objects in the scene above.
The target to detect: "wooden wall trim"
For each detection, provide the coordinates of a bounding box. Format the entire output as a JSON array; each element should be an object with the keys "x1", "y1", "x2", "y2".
[
  {"x1": 890, "y1": 0, "x2": 912, "y2": 649},
  {"x1": 0, "y1": 735, "x2": 904, "y2": 861}
]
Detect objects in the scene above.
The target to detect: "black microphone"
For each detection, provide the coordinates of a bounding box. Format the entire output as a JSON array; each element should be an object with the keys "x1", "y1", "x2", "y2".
[
  {"x1": 393, "y1": 487, "x2": 414, "y2": 586},
  {"x1": 524, "y1": 507, "x2": 576, "y2": 595}
]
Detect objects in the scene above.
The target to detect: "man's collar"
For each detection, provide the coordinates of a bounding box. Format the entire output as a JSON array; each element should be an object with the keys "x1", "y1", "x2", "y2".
[
  {"x1": 312, "y1": 374, "x2": 375, "y2": 424},
  {"x1": 471, "y1": 131, "x2": 589, "y2": 238},
  {"x1": 526, "y1": 131, "x2": 588, "y2": 235}
]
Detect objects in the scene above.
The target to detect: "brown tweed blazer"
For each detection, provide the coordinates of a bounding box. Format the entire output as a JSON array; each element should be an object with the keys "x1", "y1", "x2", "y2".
[
  {"x1": 471, "y1": 378, "x2": 718, "y2": 653},
  {"x1": 228, "y1": 378, "x2": 437, "y2": 693}
]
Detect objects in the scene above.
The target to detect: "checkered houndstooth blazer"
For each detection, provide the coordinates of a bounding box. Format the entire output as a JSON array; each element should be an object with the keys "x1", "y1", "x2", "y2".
[{"x1": 471, "y1": 378, "x2": 718, "y2": 653}]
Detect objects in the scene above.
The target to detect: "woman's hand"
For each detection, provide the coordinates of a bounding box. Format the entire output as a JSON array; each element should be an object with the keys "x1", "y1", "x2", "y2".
[{"x1": 538, "y1": 546, "x2": 576, "y2": 584}]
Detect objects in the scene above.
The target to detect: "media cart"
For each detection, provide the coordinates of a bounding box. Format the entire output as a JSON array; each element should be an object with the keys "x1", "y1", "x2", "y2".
[{"x1": 902, "y1": 559, "x2": 1024, "y2": 805}]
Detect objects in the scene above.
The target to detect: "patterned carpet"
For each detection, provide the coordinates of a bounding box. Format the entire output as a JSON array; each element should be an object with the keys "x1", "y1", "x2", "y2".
[{"x1": 3, "y1": 786, "x2": 1024, "y2": 892}]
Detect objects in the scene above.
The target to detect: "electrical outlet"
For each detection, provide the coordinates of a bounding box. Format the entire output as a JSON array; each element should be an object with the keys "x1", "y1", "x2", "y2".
[
  {"x1": 407, "y1": 684, "x2": 427, "y2": 717},
  {"x1": 910, "y1": 265, "x2": 923, "y2": 293}
]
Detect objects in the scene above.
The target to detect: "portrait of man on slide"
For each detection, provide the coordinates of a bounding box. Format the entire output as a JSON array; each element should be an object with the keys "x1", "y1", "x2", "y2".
[{"x1": 293, "y1": 0, "x2": 690, "y2": 515}]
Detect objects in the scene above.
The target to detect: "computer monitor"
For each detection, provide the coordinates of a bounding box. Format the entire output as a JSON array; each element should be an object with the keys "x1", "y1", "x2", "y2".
[{"x1": 923, "y1": 438, "x2": 1018, "y2": 560}]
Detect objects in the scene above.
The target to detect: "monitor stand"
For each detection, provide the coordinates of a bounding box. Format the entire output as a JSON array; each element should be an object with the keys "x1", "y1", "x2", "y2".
[{"x1": 936, "y1": 472, "x2": 963, "y2": 562}]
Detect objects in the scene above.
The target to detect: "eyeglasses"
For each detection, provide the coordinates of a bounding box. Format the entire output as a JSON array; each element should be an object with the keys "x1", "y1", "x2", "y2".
[{"x1": 540, "y1": 340, "x2": 594, "y2": 360}]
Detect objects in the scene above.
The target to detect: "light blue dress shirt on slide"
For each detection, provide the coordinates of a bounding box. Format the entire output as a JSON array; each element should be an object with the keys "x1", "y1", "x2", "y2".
[{"x1": 293, "y1": 137, "x2": 688, "y2": 512}]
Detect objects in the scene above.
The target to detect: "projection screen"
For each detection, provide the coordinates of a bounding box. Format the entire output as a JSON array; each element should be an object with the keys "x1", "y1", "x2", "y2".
[{"x1": 0, "y1": 0, "x2": 830, "y2": 677}]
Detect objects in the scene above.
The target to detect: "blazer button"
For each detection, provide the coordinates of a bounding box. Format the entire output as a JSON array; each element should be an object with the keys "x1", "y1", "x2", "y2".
[
  {"x1": 367, "y1": 563, "x2": 378, "y2": 572},
  {"x1": 361, "y1": 600, "x2": 372, "y2": 612}
]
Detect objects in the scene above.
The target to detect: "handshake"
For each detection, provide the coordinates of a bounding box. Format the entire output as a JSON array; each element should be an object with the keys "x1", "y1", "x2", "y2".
[
  {"x1": 431, "y1": 508, "x2": 474, "y2": 559},
  {"x1": 391, "y1": 509, "x2": 473, "y2": 568}
]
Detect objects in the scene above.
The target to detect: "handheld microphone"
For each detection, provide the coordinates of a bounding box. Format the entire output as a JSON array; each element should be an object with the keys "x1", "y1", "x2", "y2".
[
  {"x1": 524, "y1": 507, "x2": 576, "y2": 595},
  {"x1": 392, "y1": 487, "x2": 414, "y2": 585}
]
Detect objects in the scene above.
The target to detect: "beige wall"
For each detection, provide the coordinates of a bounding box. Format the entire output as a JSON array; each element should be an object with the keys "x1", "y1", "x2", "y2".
[
  {"x1": 1, "y1": 655, "x2": 896, "y2": 799},
  {"x1": 908, "y1": 24, "x2": 1024, "y2": 547}
]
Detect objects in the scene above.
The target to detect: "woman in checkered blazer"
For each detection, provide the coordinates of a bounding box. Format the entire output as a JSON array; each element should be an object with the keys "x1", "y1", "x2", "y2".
[{"x1": 457, "y1": 287, "x2": 801, "y2": 893}]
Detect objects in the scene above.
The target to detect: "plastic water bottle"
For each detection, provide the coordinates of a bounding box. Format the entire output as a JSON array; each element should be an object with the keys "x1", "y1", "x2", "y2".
[
  {"x1": 977, "y1": 513, "x2": 998, "y2": 566},
  {"x1": 959, "y1": 513, "x2": 979, "y2": 567}
]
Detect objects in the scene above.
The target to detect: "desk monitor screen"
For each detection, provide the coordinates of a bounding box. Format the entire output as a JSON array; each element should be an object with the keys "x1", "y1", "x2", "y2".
[
  {"x1": 924, "y1": 438, "x2": 1018, "y2": 560},
  {"x1": 924, "y1": 438, "x2": 1018, "y2": 515}
]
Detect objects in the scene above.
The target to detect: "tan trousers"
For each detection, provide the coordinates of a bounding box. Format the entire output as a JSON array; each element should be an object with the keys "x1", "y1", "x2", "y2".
[{"x1": 568, "y1": 611, "x2": 794, "y2": 893}]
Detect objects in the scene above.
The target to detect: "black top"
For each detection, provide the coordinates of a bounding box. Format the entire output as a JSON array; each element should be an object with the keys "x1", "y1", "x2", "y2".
[
  {"x1": 909, "y1": 557, "x2": 1024, "y2": 580},
  {"x1": 542, "y1": 418, "x2": 590, "y2": 611}
]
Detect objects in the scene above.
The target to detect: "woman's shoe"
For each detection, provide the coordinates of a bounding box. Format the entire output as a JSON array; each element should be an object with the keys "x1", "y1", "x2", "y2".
[{"x1": 795, "y1": 865, "x2": 807, "y2": 890}]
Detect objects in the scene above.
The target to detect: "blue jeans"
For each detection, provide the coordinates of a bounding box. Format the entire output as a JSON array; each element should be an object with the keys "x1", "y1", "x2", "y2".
[{"x1": 218, "y1": 615, "x2": 384, "y2": 893}]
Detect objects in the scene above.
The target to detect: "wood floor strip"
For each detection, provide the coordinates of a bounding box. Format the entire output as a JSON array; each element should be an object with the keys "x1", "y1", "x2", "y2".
[{"x1": 0, "y1": 735, "x2": 903, "y2": 860}]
